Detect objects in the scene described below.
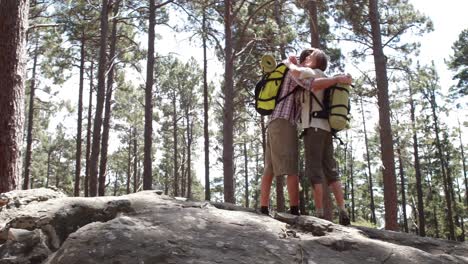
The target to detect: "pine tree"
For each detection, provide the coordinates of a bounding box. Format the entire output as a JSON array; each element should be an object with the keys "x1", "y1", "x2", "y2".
[{"x1": 0, "y1": 0, "x2": 29, "y2": 192}]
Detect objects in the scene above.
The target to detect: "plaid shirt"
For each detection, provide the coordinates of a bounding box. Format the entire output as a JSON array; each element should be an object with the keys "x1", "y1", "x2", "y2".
[{"x1": 268, "y1": 71, "x2": 314, "y2": 126}]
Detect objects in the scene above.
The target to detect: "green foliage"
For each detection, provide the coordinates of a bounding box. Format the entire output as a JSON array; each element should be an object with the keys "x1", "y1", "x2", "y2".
[{"x1": 447, "y1": 28, "x2": 468, "y2": 98}]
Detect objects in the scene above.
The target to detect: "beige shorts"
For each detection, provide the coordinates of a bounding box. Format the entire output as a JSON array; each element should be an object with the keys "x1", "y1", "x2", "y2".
[
  {"x1": 264, "y1": 119, "x2": 298, "y2": 177},
  {"x1": 303, "y1": 127, "x2": 339, "y2": 185}
]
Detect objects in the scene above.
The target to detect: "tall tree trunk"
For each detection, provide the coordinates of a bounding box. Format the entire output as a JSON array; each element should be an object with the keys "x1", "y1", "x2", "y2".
[
  {"x1": 427, "y1": 173, "x2": 439, "y2": 238},
  {"x1": 254, "y1": 148, "x2": 260, "y2": 209},
  {"x1": 274, "y1": 0, "x2": 286, "y2": 60},
  {"x1": 396, "y1": 140, "x2": 409, "y2": 233},
  {"x1": 181, "y1": 139, "x2": 186, "y2": 197},
  {"x1": 84, "y1": 62, "x2": 94, "y2": 197},
  {"x1": 0, "y1": 0, "x2": 28, "y2": 193},
  {"x1": 127, "y1": 130, "x2": 131, "y2": 194},
  {"x1": 243, "y1": 138, "x2": 249, "y2": 208},
  {"x1": 427, "y1": 86, "x2": 455, "y2": 240},
  {"x1": 55, "y1": 151, "x2": 62, "y2": 188},
  {"x1": 202, "y1": 7, "x2": 211, "y2": 202},
  {"x1": 223, "y1": 0, "x2": 235, "y2": 203},
  {"x1": 172, "y1": 90, "x2": 179, "y2": 196},
  {"x1": 447, "y1": 143, "x2": 464, "y2": 241},
  {"x1": 308, "y1": 0, "x2": 320, "y2": 48},
  {"x1": 74, "y1": 32, "x2": 85, "y2": 196},
  {"x1": 99, "y1": 2, "x2": 119, "y2": 196},
  {"x1": 164, "y1": 171, "x2": 169, "y2": 195},
  {"x1": 187, "y1": 122, "x2": 193, "y2": 199},
  {"x1": 368, "y1": 0, "x2": 398, "y2": 231},
  {"x1": 433, "y1": 203, "x2": 440, "y2": 238},
  {"x1": 113, "y1": 173, "x2": 118, "y2": 196},
  {"x1": 89, "y1": 0, "x2": 109, "y2": 197},
  {"x1": 143, "y1": 0, "x2": 155, "y2": 191},
  {"x1": 457, "y1": 117, "x2": 468, "y2": 207},
  {"x1": 23, "y1": 37, "x2": 39, "y2": 190},
  {"x1": 454, "y1": 171, "x2": 466, "y2": 241},
  {"x1": 260, "y1": 116, "x2": 267, "y2": 208},
  {"x1": 408, "y1": 80, "x2": 425, "y2": 236},
  {"x1": 299, "y1": 150, "x2": 308, "y2": 215},
  {"x1": 360, "y1": 96, "x2": 376, "y2": 224},
  {"x1": 46, "y1": 149, "x2": 52, "y2": 188},
  {"x1": 350, "y1": 139, "x2": 355, "y2": 222},
  {"x1": 133, "y1": 127, "x2": 138, "y2": 193}
]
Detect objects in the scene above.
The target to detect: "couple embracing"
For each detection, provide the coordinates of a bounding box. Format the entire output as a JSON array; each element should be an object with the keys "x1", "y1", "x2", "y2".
[{"x1": 259, "y1": 47, "x2": 352, "y2": 226}]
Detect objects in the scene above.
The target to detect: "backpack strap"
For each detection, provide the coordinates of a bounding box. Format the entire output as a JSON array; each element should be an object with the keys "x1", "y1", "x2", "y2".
[
  {"x1": 310, "y1": 90, "x2": 328, "y2": 120},
  {"x1": 277, "y1": 84, "x2": 299, "y2": 103},
  {"x1": 332, "y1": 131, "x2": 345, "y2": 145}
]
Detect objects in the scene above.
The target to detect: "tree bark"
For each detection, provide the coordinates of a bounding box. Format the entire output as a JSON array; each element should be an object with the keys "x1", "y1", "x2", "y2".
[
  {"x1": 254, "y1": 148, "x2": 260, "y2": 210},
  {"x1": 143, "y1": 0, "x2": 155, "y2": 191},
  {"x1": 457, "y1": 117, "x2": 468, "y2": 207},
  {"x1": 181, "y1": 137, "x2": 186, "y2": 197},
  {"x1": 23, "y1": 36, "x2": 39, "y2": 190},
  {"x1": 202, "y1": 8, "x2": 211, "y2": 202},
  {"x1": 172, "y1": 89, "x2": 179, "y2": 196},
  {"x1": 99, "y1": 2, "x2": 119, "y2": 196},
  {"x1": 396, "y1": 142, "x2": 408, "y2": 233},
  {"x1": 0, "y1": 0, "x2": 28, "y2": 193},
  {"x1": 243, "y1": 137, "x2": 249, "y2": 208},
  {"x1": 89, "y1": 0, "x2": 109, "y2": 197},
  {"x1": 276, "y1": 176, "x2": 285, "y2": 212},
  {"x1": 133, "y1": 127, "x2": 138, "y2": 192},
  {"x1": 127, "y1": 128, "x2": 132, "y2": 194},
  {"x1": 427, "y1": 83, "x2": 455, "y2": 240},
  {"x1": 46, "y1": 149, "x2": 52, "y2": 188},
  {"x1": 368, "y1": 0, "x2": 398, "y2": 231},
  {"x1": 74, "y1": 32, "x2": 85, "y2": 196},
  {"x1": 185, "y1": 111, "x2": 193, "y2": 199},
  {"x1": 223, "y1": 0, "x2": 235, "y2": 203},
  {"x1": 84, "y1": 62, "x2": 93, "y2": 197},
  {"x1": 350, "y1": 139, "x2": 355, "y2": 222},
  {"x1": 308, "y1": 0, "x2": 320, "y2": 48},
  {"x1": 360, "y1": 96, "x2": 376, "y2": 224},
  {"x1": 408, "y1": 80, "x2": 425, "y2": 236},
  {"x1": 274, "y1": 0, "x2": 286, "y2": 60}
]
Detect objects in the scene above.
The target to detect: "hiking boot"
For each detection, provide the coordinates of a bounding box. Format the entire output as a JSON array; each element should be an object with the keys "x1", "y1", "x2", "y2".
[
  {"x1": 289, "y1": 206, "x2": 300, "y2": 216},
  {"x1": 260, "y1": 206, "x2": 269, "y2": 215},
  {"x1": 339, "y1": 210, "x2": 351, "y2": 226}
]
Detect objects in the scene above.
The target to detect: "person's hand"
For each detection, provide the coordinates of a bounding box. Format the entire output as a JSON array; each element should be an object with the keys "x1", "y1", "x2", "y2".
[
  {"x1": 334, "y1": 74, "x2": 352, "y2": 85},
  {"x1": 288, "y1": 55, "x2": 298, "y2": 65}
]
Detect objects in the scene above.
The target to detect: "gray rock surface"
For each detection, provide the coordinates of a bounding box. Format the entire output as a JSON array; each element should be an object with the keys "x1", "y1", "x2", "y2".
[{"x1": 0, "y1": 188, "x2": 467, "y2": 264}]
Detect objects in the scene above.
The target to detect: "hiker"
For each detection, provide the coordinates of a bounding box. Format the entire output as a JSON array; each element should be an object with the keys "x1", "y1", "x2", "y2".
[
  {"x1": 287, "y1": 48, "x2": 352, "y2": 225},
  {"x1": 259, "y1": 48, "x2": 352, "y2": 217}
]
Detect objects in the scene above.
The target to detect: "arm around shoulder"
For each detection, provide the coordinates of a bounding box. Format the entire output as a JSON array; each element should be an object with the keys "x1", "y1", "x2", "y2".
[{"x1": 310, "y1": 74, "x2": 352, "y2": 91}]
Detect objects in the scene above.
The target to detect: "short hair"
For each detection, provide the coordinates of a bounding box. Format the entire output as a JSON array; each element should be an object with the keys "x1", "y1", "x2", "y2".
[{"x1": 299, "y1": 48, "x2": 328, "y2": 71}]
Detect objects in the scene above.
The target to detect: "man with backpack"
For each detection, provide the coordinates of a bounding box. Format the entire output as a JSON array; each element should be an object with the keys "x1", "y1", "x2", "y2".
[{"x1": 259, "y1": 48, "x2": 352, "y2": 217}]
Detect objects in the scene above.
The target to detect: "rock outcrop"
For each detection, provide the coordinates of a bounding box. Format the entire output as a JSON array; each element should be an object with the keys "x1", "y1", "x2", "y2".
[{"x1": 0, "y1": 188, "x2": 467, "y2": 264}]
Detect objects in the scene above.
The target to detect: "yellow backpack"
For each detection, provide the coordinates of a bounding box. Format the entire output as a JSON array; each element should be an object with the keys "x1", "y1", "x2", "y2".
[{"x1": 254, "y1": 55, "x2": 296, "y2": 115}]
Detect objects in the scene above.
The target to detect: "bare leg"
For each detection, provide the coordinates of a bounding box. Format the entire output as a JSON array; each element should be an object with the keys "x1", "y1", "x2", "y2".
[
  {"x1": 329, "y1": 180, "x2": 345, "y2": 209},
  {"x1": 286, "y1": 175, "x2": 299, "y2": 206},
  {"x1": 329, "y1": 180, "x2": 350, "y2": 225},
  {"x1": 260, "y1": 173, "x2": 274, "y2": 207},
  {"x1": 313, "y1": 184, "x2": 323, "y2": 210}
]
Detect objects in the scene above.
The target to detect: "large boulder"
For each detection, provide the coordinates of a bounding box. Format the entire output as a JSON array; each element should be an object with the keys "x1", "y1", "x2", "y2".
[{"x1": 0, "y1": 188, "x2": 467, "y2": 264}]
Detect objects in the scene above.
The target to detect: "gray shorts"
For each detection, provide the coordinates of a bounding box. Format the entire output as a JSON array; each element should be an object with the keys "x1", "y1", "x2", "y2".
[
  {"x1": 264, "y1": 119, "x2": 298, "y2": 177},
  {"x1": 303, "y1": 127, "x2": 339, "y2": 185}
]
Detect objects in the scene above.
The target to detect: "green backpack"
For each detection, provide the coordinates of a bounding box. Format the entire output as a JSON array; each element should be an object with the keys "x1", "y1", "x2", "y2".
[
  {"x1": 310, "y1": 83, "x2": 352, "y2": 132},
  {"x1": 254, "y1": 55, "x2": 297, "y2": 115}
]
